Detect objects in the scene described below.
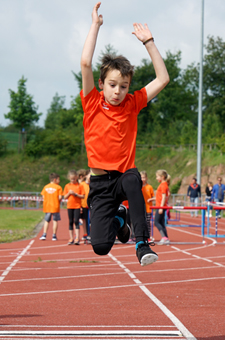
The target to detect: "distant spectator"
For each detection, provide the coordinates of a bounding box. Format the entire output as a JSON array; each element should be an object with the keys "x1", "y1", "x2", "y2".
[
  {"x1": 166, "y1": 174, "x2": 171, "y2": 220},
  {"x1": 63, "y1": 170, "x2": 85, "y2": 245},
  {"x1": 187, "y1": 177, "x2": 201, "y2": 217},
  {"x1": 40, "y1": 173, "x2": 63, "y2": 241},
  {"x1": 79, "y1": 169, "x2": 91, "y2": 241},
  {"x1": 205, "y1": 181, "x2": 213, "y2": 218},
  {"x1": 211, "y1": 177, "x2": 225, "y2": 218},
  {"x1": 140, "y1": 171, "x2": 155, "y2": 240},
  {"x1": 154, "y1": 169, "x2": 170, "y2": 245}
]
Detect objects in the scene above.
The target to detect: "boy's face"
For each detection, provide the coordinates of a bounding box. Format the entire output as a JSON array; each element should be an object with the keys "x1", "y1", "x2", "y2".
[
  {"x1": 70, "y1": 175, "x2": 78, "y2": 183},
  {"x1": 141, "y1": 174, "x2": 147, "y2": 185},
  {"x1": 99, "y1": 69, "x2": 130, "y2": 106},
  {"x1": 55, "y1": 177, "x2": 60, "y2": 184}
]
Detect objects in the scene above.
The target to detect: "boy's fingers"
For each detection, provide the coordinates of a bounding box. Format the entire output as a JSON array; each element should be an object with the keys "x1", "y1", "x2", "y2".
[{"x1": 133, "y1": 23, "x2": 149, "y2": 32}]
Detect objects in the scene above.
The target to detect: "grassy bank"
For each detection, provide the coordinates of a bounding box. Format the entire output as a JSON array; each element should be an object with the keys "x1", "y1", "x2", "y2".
[
  {"x1": 0, "y1": 209, "x2": 44, "y2": 243},
  {"x1": 0, "y1": 148, "x2": 225, "y2": 192}
]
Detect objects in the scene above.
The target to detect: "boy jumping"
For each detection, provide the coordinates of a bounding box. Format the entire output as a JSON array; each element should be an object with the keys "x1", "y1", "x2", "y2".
[{"x1": 80, "y1": 2, "x2": 169, "y2": 266}]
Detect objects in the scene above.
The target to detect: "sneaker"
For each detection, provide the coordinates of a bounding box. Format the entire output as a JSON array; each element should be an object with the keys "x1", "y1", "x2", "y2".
[
  {"x1": 74, "y1": 238, "x2": 80, "y2": 245},
  {"x1": 40, "y1": 234, "x2": 46, "y2": 240},
  {"x1": 158, "y1": 237, "x2": 170, "y2": 245},
  {"x1": 52, "y1": 234, "x2": 57, "y2": 241},
  {"x1": 116, "y1": 205, "x2": 130, "y2": 243},
  {"x1": 136, "y1": 241, "x2": 158, "y2": 266},
  {"x1": 68, "y1": 239, "x2": 74, "y2": 245},
  {"x1": 82, "y1": 234, "x2": 88, "y2": 241}
]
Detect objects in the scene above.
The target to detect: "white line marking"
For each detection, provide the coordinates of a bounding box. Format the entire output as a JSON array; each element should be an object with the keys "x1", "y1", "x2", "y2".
[
  {"x1": 171, "y1": 246, "x2": 225, "y2": 268},
  {"x1": 1, "y1": 276, "x2": 225, "y2": 297},
  {"x1": 107, "y1": 253, "x2": 196, "y2": 340},
  {"x1": 0, "y1": 240, "x2": 34, "y2": 284},
  {"x1": 2, "y1": 265, "x2": 220, "y2": 283},
  {"x1": 0, "y1": 330, "x2": 182, "y2": 336}
]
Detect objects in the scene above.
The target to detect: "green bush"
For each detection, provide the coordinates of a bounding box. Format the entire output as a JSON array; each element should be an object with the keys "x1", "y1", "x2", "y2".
[{"x1": 25, "y1": 128, "x2": 83, "y2": 160}]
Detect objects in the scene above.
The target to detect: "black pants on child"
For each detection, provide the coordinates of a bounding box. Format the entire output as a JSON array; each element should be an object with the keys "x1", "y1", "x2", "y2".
[
  {"x1": 154, "y1": 209, "x2": 168, "y2": 238},
  {"x1": 68, "y1": 209, "x2": 80, "y2": 230},
  {"x1": 87, "y1": 168, "x2": 149, "y2": 255}
]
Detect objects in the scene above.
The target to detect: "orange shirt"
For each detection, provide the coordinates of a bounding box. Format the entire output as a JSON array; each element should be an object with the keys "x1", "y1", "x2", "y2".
[
  {"x1": 80, "y1": 181, "x2": 90, "y2": 208},
  {"x1": 41, "y1": 182, "x2": 63, "y2": 213},
  {"x1": 80, "y1": 87, "x2": 147, "y2": 173},
  {"x1": 122, "y1": 200, "x2": 129, "y2": 209},
  {"x1": 156, "y1": 181, "x2": 169, "y2": 207},
  {"x1": 142, "y1": 183, "x2": 154, "y2": 213},
  {"x1": 63, "y1": 182, "x2": 85, "y2": 209}
]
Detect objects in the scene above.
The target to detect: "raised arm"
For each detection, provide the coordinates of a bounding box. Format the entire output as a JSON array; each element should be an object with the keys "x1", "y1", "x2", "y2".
[
  {"x1": 132, "y1": 23, "x2": 169, "y2": 103},
  {"x1": 80, "y1": 2, "x2": 103, "y2": 97}
]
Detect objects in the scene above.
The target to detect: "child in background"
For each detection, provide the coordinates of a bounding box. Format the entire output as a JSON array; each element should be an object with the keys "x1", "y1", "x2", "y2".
[
  {"x1": 80, "y1": 2, "x2": 169, "y2": 266},
  {"x1": 155, "y1": 169, "x2": 170, "y2": 245},
  {"x1": 40, "y1": 173, "x2": 63, "y2": 241},
  {"x1": 79, "y1": 169, "x2": 91, "y2": 242},
  {"x1": 78, "y1": 169, "x2": 87, "y2": 183},
  {"x1": 63, "y1": 170, "x2": 85, "y2": 245},
  {"x1": 166, "y1": 174, "x2": 171, "y2": 220},
  {"x1": 140, "y1": 171, "x2": 155, "y2": 240}
]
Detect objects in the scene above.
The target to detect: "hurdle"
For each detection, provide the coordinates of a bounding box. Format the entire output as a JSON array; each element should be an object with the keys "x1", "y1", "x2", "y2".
[
  {"x1": 150, "y1": 206, "x2": 206, "y2": 245},
  {"x1": 203, "y1": 203, "x2": 225, "y2": 243}
]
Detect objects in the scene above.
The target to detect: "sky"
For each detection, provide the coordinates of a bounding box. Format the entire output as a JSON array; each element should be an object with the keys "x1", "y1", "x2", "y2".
[{"x1": 0, "y1": 0, "x2": 225, "y2": 127}]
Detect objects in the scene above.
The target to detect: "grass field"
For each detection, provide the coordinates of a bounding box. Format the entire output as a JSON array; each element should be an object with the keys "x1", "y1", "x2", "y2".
[{"x1": 0, "y1": 209, "x2": 44, "y2": 243}]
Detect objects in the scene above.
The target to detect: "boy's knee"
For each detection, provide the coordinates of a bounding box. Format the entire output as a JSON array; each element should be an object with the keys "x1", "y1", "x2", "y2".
[
  {"x1": 92, "y1": 242, "x2": 113, "y2": 256},
  {"x1": 123, "y1": 173, "x2": 141, "y2": 191}
]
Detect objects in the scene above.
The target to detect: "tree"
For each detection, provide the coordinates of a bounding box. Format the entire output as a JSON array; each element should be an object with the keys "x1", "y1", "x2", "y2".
[
  {"x1": 203, "y1": 36, "x2": 225, "y2": 131},
  {"x1": 5, "y1": 76, "x2": 41, "y2": 131},
  {"x1": 45, "y1": 93, "x2": 66, "y2": 129}
]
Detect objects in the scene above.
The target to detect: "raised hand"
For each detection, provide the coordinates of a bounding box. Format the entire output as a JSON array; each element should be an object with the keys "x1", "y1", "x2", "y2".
[
  {"x1": 132, "y1": 23, "x2": 153, "y2": 43},
  {"x1": 92, "y1": 2, "x2": 103, "y2": 27}
]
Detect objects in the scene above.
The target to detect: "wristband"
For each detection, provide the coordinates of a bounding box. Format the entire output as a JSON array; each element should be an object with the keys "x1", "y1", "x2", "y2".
[{"x1": 143, "y1": 37, "x2": 154, "y2": 45}]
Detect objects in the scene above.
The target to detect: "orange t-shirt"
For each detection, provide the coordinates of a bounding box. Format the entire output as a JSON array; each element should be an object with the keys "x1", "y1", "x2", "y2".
[
  {"x1": 41, "y1": 183, "x2": 63, "y2": 213},
  {"x1": 80, "y1": 181, "x2": 90, "y2": 208},
  {"x1": 63, "y1": 182, "x2": 85, "y2": 209},
  {"x1": 156, "y1": 181, "x2": 169, "y2": 207},
  {"x1": 142, "y1": 183, "x2": 154, "y2": 213},
  {"x1": 80, "y1": 87, "x2": 147, "y2": 173}
]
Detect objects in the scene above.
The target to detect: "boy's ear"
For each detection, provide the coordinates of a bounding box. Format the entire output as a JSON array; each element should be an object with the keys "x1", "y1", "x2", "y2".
[{"x1": 98, "y1": 78, "x2": 104, "y2": 89}]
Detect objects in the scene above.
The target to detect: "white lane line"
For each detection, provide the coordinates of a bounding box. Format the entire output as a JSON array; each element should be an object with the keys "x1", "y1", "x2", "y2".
[
  {"x1": 2, "y1": 265, "x2": 220, "y2": 283},
  {"x1": 0, "y1": 330, "x2": 182, "y2": 337},
  {"x1": 171, "y1": 246, "x2": 225, "y2": 268},
  {"x1": 1, "y1": 276, "x2": 225, "y2": 297},
  {"x1": 0, "y1": 240, "x2": 34, "y2": 284},
  {"x1": 108, "y1": 253, "x2": 196, "y2": 340}
]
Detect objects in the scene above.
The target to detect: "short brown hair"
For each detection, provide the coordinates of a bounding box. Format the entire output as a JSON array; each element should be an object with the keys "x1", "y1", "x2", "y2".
[
  {"x1": 67, "y1": 170, "x2": 77, "y2": 179},
  {"x1": 49, "y1": 173, "x2": 60, "y2": 182},
  {"x1": 100, "y1": 54, "x2": 134, "y2": 83}
]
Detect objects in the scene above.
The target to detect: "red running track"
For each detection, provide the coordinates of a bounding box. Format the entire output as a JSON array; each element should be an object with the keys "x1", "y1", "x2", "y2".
[{"x1": 0, "y1": 209, "x2": 225, "y2": 339}]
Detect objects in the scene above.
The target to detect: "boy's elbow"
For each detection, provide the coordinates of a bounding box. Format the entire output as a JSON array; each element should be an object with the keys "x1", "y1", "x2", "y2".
[
  {"x1": 80, "y1": 58, "x2": 92, "y2": 70},
  {"x1": 163, "y1": 74, "x2": 170, "y2": 87}
]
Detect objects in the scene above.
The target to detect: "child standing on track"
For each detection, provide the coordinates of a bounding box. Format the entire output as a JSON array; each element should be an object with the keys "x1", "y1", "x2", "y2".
[
  {"x1": 140, "y1": 171, "x2": 155, "y2": 240},
  {"x1": 80, "y1": 2, "x2": 169, "y2": 266},
  {"x1": 166, "y1": 174, "x2": 171, "y2": 220},
  {"x1": 154, "y1": 169, "x2": 170, "y2": 245},
  {"x1": 79, "y1": 169, "x2": 91, "y2": 242},
  {"x1": 40, "y1": 173, "x2": 63, "y2": 241},
  {"x1": 63, "y1": 170, "x2": 85, "y2": 245}
]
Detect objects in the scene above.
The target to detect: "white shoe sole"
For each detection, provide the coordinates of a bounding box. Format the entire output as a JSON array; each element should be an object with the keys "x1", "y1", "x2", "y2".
[{"x1": 141, "y1": 253, "x2": 158, "y2": 266}]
